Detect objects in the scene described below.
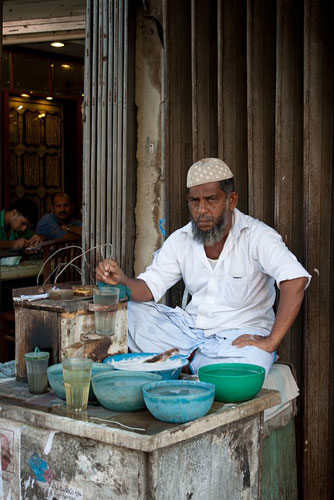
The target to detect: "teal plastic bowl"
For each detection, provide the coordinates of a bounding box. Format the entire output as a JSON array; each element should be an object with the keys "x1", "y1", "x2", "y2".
[
  {"x1": 47, "y1": 362, "x2": 114, "y2": 400},
  {"x1": 198, "y1": 363, "x2": 265, "y2": 402},
  {"x1": 92, "y1": 371, "x2": 162, "y2": 412},
  {"x1": 143, "y1": 380, "x2": 215, "y2": 423}
]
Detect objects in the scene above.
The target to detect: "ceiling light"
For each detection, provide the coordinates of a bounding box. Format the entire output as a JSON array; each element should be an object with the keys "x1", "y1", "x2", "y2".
[
  {"x1": 21, "y1": 93, "x2": 29, "y2": 97},
  {"x1": 38, "y1": 113, "x2": 46, "y2": 118},
  {"x1": 51, "y1": 42, "x2": 64, "y2": 48},
  {"x1": 61, "y1": 64, "x2": 70, "y2": 69},
  {"x1": 46, "y1": 96, "x2": 53, "y2": 100},
  {"x1": 17, "y1": 105, "x2": 23, "y2": 110}
]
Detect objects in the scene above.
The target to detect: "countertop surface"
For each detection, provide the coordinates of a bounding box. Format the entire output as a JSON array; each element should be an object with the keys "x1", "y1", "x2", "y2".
[{"x1": 0, "y1": 378, "x2": 280, "y2": 452}]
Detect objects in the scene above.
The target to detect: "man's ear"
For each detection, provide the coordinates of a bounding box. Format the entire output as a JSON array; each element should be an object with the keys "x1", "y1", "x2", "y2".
[{"x1": 229, "y1": 192, "x2": 238, "y2": 210}]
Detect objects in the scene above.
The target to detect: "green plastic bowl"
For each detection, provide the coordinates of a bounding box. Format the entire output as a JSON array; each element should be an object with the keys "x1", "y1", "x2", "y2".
[{"x1": 198, "y1": 363, "x2": 265, "y2": 402}]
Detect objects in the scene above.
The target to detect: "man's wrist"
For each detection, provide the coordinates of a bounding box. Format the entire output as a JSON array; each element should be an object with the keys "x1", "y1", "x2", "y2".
[{"x1": 266, "y1": 333, "x2": 280, "y2": 352}]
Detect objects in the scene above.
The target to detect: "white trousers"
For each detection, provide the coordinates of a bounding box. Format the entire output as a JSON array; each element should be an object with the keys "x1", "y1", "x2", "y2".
[{"x1": 128, "y1": 301, "x2": 275, "y2": 376}]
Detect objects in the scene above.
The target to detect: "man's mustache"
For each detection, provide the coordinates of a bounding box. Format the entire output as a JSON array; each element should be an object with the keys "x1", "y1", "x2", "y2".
[{"x1": 196, "y1": 216, "x2": 214, "y2": 223}]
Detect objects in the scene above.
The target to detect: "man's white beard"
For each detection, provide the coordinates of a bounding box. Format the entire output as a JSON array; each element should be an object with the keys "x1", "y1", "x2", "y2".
[{"x1": 190, "y1": 209, "x2": 229, "y2": 247}]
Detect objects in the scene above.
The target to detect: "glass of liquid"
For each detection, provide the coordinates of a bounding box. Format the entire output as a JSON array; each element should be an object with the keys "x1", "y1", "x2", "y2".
[
  {"x1": 93, "y1": 287, "x2": 120, "y2": 335},
  {"x1": 25, "y1": 347, "x2": 50, "y2": 394},
  {"x1": 62, "y1": 357, "x2": 93, "y2": 412}
]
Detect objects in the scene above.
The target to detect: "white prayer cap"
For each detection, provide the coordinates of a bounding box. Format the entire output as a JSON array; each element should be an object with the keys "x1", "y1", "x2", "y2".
[{"x1": 187, "y1": 158, "x2": 234, "y2": 188}]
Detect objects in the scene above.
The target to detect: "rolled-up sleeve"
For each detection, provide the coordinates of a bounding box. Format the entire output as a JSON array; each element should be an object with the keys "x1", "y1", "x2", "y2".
[
  {"x1": 251, "y1": 228, "x2": 311, "y2": 289},
  {"x1": 137, "y1": 234, "x2": 183, "y2": 302}
]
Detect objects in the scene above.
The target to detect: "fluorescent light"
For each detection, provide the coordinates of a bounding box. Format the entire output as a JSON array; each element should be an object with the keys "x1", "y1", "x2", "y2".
[{"x1": 51, "y1": 42, "x2": 64, "y2": 48}]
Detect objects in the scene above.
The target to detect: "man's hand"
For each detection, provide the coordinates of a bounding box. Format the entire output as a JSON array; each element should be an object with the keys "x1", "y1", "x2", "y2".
[
  {"x1": 232, "y1": 334, "x2": 276, "y2": 352},
  {"x1": 233, "y1": 277, "x2": 308, "y2": 353},
  {"x1": 95, "y1": 258, "x2": 154, "y2": 302},
  {"x1": 11, "y1": 238, "x2": 30, "y2": 249},
  {"x1": 96, "y1": 259, "x2": 125, "y2": 285},
  {"x1": 28, "y1": 234, "x2": 45, "y2": 246}
]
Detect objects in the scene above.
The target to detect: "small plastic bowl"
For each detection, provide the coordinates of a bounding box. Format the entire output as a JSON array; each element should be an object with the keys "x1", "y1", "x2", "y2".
[
  {"x1": 47, "y1": 362, "x2": 114, "y2": 400},
  {"x1": 103, "y1": 353, "x2": 189, "y2": 380},
  {"x1": 92, "y1": 371, "x2": 162, "y2": 412},
  {"x1": 198, "y1": 363, "x2": 265, "y2": 402},
  {"x1": 143, "y1": 380, "x2": 215, "y2": 424}
]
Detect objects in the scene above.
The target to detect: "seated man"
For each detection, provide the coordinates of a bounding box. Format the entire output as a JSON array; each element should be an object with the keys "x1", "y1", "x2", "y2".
[
  {"x1": 36, "y1": 192, "x2": 82, "y2": 241},
  {"x1": 0, "y1": 198, "x2": 43, "y2": 250},
  {"x1": 96, "y1": 158, "x2": 311, "y2": 375}
]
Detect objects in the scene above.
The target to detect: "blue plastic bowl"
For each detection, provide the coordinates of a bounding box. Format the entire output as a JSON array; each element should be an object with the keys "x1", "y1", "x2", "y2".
[
  {"x1": 92, "y1": 371, "x2": 162, "y2": 412},
  {"x1": 47, "y1": 362, "x2": 114, "y2": 400},
  {"x1": 143, "y1": 380, "x2": 215, "y2": 424},
  {"x1": 103, "y1": 353, "x2": 189, "y2": 380}
]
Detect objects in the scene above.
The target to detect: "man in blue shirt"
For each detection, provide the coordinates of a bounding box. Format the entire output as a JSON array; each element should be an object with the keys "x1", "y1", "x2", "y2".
[{"x1": 36, "y1": 193, "x2": 82, "y2": 241}]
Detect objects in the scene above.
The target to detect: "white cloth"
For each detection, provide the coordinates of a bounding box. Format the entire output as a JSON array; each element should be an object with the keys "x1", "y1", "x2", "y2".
[
  {"x1": 13, "y1": 293, "x2": 49, "y2": 302},
  {"x1": 263, "y1": 363, "x2": 299, "y2": 421},
  {"x1": 138, "y1": 208, "x2": 311, "y2": 337},
  {"x1": 128, "y1": 301, "x2": 275, "y2": 375}
]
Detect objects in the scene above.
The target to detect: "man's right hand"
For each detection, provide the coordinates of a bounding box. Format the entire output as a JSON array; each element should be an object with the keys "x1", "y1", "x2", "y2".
[
  {"x1": 11, "y1": 238, "x2": 30, "y2": 249},
  {"x1": 95, "y1": 258, "x2": 154, "y2": 302},
  {"x1": 96, "y1": 259, "x2": 125, "y2": 285}
]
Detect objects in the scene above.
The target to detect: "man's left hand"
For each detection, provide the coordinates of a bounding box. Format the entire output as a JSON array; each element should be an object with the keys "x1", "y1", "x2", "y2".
[
  {"x1": 28, "y1": 234, "x2": 45, "y2": 246},
  {"x1": 232, "y1": 334, "x2": 276, "y2": 353}
]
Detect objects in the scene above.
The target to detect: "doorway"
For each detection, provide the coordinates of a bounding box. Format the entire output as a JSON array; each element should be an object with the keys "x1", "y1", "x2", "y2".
[{"x1": 1, "y1": 42, "x2": 84, "y2": 220}]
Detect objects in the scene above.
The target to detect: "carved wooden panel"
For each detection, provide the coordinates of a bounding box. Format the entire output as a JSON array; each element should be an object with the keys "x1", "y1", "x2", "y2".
[
  {"x1": 10, "y1": 151, "x2": 20, "y2": 187},
  {"x1": 44, "y1": 154, "x2": 61, "y2": 187},
  {"x1": 45, "y1": 112, "x2": 62, "y2": 147},
  {"x1": 8, "y1": 97, "x2": 64, "y2": 220},
  {"x1": 9, "y1": 108, "x2": 19, "y2": 146},
  {"x1": 22, "y1": 152, "x2": 42, "y2": 188},
  {"x1": 23, "y1": 109, "x2": 42, "y2": 147}
]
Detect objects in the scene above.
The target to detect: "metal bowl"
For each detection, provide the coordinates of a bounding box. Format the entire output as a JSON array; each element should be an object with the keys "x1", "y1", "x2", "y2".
[{"x1": 48, "y1": 288, "x2": 74, "y2": 301}]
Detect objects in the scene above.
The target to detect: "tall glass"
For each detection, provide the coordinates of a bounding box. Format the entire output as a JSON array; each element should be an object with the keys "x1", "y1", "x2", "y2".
[
  {"x1": 62, "y1": 358, "x2": 93, "y2": 412},
  {"x1": 93, "y1": 288, "x2": 120, "y2": 335}
]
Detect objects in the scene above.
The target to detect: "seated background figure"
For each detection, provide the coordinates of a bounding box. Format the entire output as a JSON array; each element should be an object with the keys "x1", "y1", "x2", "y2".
[
  {"x1": 0, "y1": 198, "x2": 43, "y2": 250},
  {"x1": 36, "y1": 192, "x2": 82, "y2": 241}
]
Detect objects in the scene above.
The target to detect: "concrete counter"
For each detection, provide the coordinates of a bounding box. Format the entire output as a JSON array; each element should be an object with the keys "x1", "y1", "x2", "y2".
[{"x1": 0, "y1": 379, "x2": 280, "y2": 499}]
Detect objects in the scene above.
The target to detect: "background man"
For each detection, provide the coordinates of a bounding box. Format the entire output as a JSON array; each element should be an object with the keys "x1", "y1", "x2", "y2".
[
  {"x1": 0, "y1": 198, "x2": 43, "y2": 250},
  {"x1": 37, "y1": 193, "x2": 82, "y2": 241},
  {"x1": 96, "y1": 158, "x2": 311, "y2": 375}
]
